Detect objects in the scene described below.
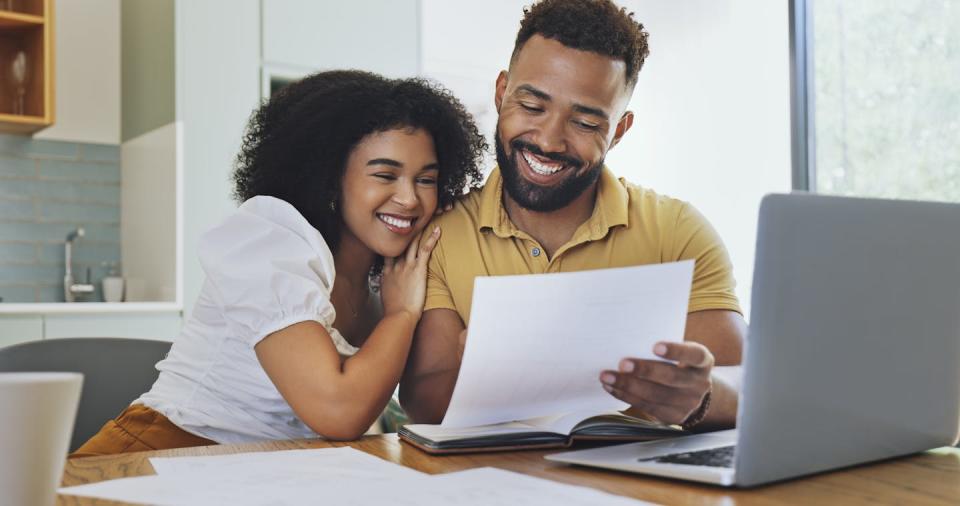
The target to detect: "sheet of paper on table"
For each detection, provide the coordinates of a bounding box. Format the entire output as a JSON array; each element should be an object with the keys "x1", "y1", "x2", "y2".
[
  {"x1": 58, "y1": 448, "x2": 656, "y2": 505},
  {"x1": 149, "y1": 446, "x2": 424, "y2": 479},
  {"x1": 442, "y1": 261, "x2": 694, "y2": 428}
]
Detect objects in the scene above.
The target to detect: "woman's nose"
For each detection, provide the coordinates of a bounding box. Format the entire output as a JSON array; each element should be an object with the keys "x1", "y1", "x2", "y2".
[{"x1": 392, "y1": 181, "x2": 418, "y2": 208}]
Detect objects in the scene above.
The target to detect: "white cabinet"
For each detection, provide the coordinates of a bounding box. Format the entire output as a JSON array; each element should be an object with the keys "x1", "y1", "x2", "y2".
[
  {"x1": 44, "y1": 313, "x2": 180, "y2": 340},
  {"x1": 33, "y1": 0, "x2": 121, "y2": 145},
  {"x1": 0, "y1": 308, "x2": 181, "y2": 346},
  {"x1": 262, "y1": 0, "x2": 420, "y2": 79},
  {"x1": 0, "y1": 315, "x2": 43, "y2": 347}
]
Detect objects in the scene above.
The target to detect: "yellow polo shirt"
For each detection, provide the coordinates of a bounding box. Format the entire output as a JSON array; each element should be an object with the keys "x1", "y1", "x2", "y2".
[{"x1": 425, "y1": 166, "x2": 741, "y2": 324}]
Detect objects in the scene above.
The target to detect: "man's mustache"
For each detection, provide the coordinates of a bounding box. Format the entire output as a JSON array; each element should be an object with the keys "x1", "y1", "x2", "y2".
[{"x1": 510, "y1": 139, "x2": 583, "y2": 170}]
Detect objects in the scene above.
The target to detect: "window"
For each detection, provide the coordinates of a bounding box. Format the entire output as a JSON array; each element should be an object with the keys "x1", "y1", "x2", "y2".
[{"x1": 792, "y1": 0, "x2": 960, "y2": 202}]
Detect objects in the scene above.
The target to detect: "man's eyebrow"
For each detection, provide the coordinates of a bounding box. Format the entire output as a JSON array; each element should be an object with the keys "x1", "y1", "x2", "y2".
[
  {"x1": 367, "y1": 158, "x2": 402, "y2": 167},
  {"x1": 515, "y1": 84, "x2": 609, "y2": 121},
  {"x1": 516, "y1": 84, "x2": 551, "y2": 101},
  {"x1": 572, "y1": 104, "x2": 609, "y2": 121}
]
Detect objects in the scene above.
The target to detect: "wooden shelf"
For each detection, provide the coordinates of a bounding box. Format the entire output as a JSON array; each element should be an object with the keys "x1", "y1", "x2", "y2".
[
  {"x1": 0, "y1": 112, "x2": 46, "y2": 133},
  {"x1": 0, "y1": 10, "x2": 44, "y2": 27},
  {"x1": 0, "y1": 0, "x2": 53, "y2": 134}
]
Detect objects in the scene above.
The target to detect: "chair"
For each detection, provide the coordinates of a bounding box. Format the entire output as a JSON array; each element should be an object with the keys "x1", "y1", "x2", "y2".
[{"x1": 0, "y1": 337, "x2": 171, "y2": 452}]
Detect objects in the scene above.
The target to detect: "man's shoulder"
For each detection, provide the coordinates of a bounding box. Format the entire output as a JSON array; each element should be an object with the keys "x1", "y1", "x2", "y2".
[
  {"x1": 429, "y1": 186, "x2": 485, "y2": 231},
  {"x1": 617, "y1": 177, "x2": 691, "y2": 224}
]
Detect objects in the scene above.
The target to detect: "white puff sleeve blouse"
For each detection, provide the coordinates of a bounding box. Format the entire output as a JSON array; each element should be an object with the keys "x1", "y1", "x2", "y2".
[{"x1": 137, "y1": 196, "x2": 357, "y2": 444}]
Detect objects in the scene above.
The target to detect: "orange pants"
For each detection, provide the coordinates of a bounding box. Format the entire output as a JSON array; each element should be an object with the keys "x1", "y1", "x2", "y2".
[{"x1": 70, "y1": 404, "x2": 216, "y2": 459}]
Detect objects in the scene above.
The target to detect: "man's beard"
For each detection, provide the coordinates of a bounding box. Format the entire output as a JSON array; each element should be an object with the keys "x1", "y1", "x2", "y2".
[{"x1": 495, "y1": 129, "x2": 603, "y2": 213}]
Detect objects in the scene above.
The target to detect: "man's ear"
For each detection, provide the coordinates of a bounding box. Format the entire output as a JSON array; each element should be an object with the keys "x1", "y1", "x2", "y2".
[
  {"x1": 494, "y1": 71, "x2": 508, "y2": 111},
  {"x1": 609, "y1": 111, "x2": 634, "y2": 150}
]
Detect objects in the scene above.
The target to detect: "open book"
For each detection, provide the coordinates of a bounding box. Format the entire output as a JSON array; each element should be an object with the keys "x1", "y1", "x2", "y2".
[{"x1": 399, "y1": 410, "x2": 685, "y2": 454}]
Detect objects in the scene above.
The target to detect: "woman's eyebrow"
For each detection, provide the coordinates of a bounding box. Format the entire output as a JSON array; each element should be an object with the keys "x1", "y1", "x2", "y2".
[
  {"x1": 366, "y1": 158, "x2": 403, "y2": 167},
  {"x1": 420, "y1": 163, "x2": 440, "y2": 172}
]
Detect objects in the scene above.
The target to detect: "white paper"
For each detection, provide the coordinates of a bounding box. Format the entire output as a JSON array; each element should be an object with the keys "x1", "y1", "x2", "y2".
[
  {"x1": 442, "y1": 261, "x2": 693, "y2": 428},
  {"x1": 149, "y1": 447, "x2": 423, "y2": 479},
  {"x1": 59, "y1": 452, "x2": 657, "y2": 505},
  {"x1": 59, "y1": 448, "x2": 429, "y2": 506},
  {"x1": 59, "y1": 467, "x2": 655, "y2": 506}
]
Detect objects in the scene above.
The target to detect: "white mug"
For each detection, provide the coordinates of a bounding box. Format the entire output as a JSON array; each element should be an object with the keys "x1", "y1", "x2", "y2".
[{"x1": 0, "y1": 372, "x2": 83, "y2": 506}]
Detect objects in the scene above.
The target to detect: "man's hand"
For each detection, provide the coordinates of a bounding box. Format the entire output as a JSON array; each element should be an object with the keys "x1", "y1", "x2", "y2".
[{"x1": 600, "y1": 341, "x2": 714, "y2": 425}]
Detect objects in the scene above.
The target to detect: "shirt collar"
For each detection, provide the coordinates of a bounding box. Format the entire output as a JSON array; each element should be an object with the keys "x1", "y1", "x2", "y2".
[{"x1": 477, "y1": 166, "x2": 629, "y2": 240}]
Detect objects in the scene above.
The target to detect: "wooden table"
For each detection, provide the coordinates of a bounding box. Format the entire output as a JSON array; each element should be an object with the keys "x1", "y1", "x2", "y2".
[{"x1": 60, "y1": 435, "x2": 960, "y2": 505}]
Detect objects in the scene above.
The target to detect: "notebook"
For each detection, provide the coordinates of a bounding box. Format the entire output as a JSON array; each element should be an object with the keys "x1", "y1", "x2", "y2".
[{"x1": 399, "y1": 410, "x2": 684, "y2": 454}]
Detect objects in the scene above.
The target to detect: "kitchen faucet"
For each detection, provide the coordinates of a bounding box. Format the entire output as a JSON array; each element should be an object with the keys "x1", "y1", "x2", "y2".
[{"x1": 64, "y1": 227, "x2": 95, "y2": 302}]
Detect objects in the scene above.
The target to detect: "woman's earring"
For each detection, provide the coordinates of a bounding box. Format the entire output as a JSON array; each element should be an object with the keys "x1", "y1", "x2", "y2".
[{"x1": 329, "y1": 200, "x2": 337, "y2": 212}]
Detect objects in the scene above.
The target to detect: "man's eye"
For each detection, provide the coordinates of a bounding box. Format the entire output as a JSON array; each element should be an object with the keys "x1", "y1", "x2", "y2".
[
  {"x1": 575, "y1": 120, "x2": 600, "y2": 131},
  {"x1": 520, "y1": 103, "x2": 543, "y2": 113}
]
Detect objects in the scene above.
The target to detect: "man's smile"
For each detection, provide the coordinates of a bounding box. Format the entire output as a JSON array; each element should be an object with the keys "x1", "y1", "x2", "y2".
[{"x1": 521, "y1": 149, "x2": 568, "y2": 176}]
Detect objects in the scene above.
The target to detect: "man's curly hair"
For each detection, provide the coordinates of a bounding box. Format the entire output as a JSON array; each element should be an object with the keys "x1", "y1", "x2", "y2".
[
  {"x1": 513, "y1": 0, "x2": 650, "y2": 87},
  {"x1": 233, "y1": 70, "x2": 487, "y2": 252}
]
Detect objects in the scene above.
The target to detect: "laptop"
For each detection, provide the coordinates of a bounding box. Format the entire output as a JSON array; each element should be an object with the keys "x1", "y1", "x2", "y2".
[{"x1": 547, "y1": 193, "x2": 960, "y2": 487}]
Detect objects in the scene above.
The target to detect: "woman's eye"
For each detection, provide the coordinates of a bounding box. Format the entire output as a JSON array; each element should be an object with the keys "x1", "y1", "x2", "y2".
[
  {"x1": 373, "y1": 173, "x2": 397, "y2": 181},
  {"x1": 417, "y1": 177, "x2": 438, "y2": 186}
]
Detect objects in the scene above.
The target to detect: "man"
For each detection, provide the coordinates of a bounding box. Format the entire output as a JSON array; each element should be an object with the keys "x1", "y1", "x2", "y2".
[{"x1": 401, "y1": 0, "x2": 746, "y2": 431}]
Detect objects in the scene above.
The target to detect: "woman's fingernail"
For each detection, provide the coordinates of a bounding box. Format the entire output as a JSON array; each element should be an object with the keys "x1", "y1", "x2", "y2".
[
  {"x1": 434, "y1": 226, "x2": 440, "y2": 234},
  {"x1": 602, "y1": 384, "x2": 613, "y2": 393},
  {"x1": 619, "y1": 360, "x2": 634, "y2": 373},
  {"x1": 601, "y1": 373, "x2": 616, "y2": 385},
  {"x1": 654, "y1": 343, "x2": 668, "y2": 356}
]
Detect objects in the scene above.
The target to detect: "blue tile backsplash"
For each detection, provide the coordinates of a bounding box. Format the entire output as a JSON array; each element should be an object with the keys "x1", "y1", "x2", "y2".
[{"x1": 0, "y1": 134, "x2": 121, "y2": 303}]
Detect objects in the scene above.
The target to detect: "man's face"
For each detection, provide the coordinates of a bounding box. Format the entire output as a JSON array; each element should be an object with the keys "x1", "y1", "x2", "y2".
[{"x1": 494, "y1": 35, "x2": 634, "y2": 212}]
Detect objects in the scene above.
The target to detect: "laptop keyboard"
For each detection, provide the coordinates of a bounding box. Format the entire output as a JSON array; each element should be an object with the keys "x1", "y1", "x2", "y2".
[{"x1": 639, "y1": 445, "x2": 736, "y2": 468}]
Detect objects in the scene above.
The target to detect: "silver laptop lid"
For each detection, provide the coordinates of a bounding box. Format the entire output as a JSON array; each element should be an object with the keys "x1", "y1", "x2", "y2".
[{"x1": 736, "y1": 193, "x2": 960, "y2": 486}]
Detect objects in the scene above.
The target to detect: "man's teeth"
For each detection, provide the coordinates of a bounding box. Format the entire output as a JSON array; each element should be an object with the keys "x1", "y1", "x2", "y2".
[
  {"x1": 523, "y1": 151, "x2": 565, "y2": 176},
  {"x1": 379, "y1": 214, "x2": 413, "y2": 229}
]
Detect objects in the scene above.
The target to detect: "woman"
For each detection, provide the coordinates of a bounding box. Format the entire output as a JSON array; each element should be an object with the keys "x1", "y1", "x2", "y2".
[{"x1": 72, "y1": 70, "x2": 486, "y2": 456}]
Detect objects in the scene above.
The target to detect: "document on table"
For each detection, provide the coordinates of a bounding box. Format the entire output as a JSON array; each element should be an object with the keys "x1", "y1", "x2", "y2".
[
  {"x1": 149, "y1": 447, "x2": 424, "y2": 479},
  {"x1": 442, "y1": 261, "x2": 694, "y2": 428},
  {"x1": 58, "y1": 448, "x2": 656, "y2": 505}
]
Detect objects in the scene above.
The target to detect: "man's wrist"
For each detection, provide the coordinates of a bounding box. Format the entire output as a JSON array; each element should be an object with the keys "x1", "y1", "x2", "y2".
[{"x1": 681, "y1": 387, "x2": 712, "y2": 430}]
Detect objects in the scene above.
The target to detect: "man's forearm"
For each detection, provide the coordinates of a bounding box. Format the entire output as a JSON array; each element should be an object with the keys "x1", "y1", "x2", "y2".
[{"x1": 400, "y1": 368, "x2": 459, "y2": 424}]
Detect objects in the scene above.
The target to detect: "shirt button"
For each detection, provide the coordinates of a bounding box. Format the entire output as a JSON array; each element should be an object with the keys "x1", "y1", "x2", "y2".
[{"x1": 531, "y1": 247, "x2": 541, "y2": 257}]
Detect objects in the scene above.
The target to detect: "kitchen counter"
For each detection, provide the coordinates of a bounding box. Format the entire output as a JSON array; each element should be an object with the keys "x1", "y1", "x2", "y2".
[{"x1": 0, "y1": 302, "x2": 181, "y2": 314}]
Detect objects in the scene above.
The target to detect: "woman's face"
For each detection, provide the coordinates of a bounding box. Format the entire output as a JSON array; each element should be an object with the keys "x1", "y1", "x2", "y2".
[{"x1": 339, "y1": 127, "x2": 440, "y2": 258}]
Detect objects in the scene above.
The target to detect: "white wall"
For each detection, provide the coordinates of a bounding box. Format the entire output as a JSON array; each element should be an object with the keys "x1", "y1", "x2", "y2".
[
  {"x1": 262, "y1": 0, "x2": 420, "y2": 78},
  {"x1": 175, "y1": 0, "x2": 262, "y2": 318},
  {"x1": 121, "y1": 122, "x2": 181, "y2": 304},
  {"x1": 34, "y1": 0, "x2": 121, "y2": 145},
  {"x1": 420, "y1": 0, "x2": 792, "y2": 318}
]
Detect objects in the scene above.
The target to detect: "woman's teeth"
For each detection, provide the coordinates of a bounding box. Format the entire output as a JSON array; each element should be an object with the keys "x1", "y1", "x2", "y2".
[
  {"x1": 378, "y1": 214, "x2": 413, "y2": 229},
  {"x1": 522, "y1": 150, "x2": 565, "y2": 176}
]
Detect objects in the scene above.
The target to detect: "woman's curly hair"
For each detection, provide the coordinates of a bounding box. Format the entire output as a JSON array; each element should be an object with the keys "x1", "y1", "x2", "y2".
[{"x1": 233, "y1": 70, "x2": 487, "y2": 252}]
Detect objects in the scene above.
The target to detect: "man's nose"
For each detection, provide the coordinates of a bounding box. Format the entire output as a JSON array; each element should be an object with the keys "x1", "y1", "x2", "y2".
[{"x1": 534, "y1": 114, "x2": 567, "y2": 154}]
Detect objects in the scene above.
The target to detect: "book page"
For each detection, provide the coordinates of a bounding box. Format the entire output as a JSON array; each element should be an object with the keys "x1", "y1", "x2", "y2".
[
  {"x1": 442, "y1": 261, "x2": 693, "y2": 428},
  {"x1": 403, "y1": 420, "x2": 554, "y2": 443}
]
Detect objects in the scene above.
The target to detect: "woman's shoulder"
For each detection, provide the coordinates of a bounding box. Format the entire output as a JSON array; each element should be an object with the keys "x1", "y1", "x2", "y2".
[{"x1": 199, "y1": 196, "x2": 335, "y2": 278}]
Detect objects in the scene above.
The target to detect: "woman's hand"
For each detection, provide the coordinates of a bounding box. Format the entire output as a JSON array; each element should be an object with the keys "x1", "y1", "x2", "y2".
[{"x1": 381, "y1": 226, "x2": 441, "y2": 320}]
